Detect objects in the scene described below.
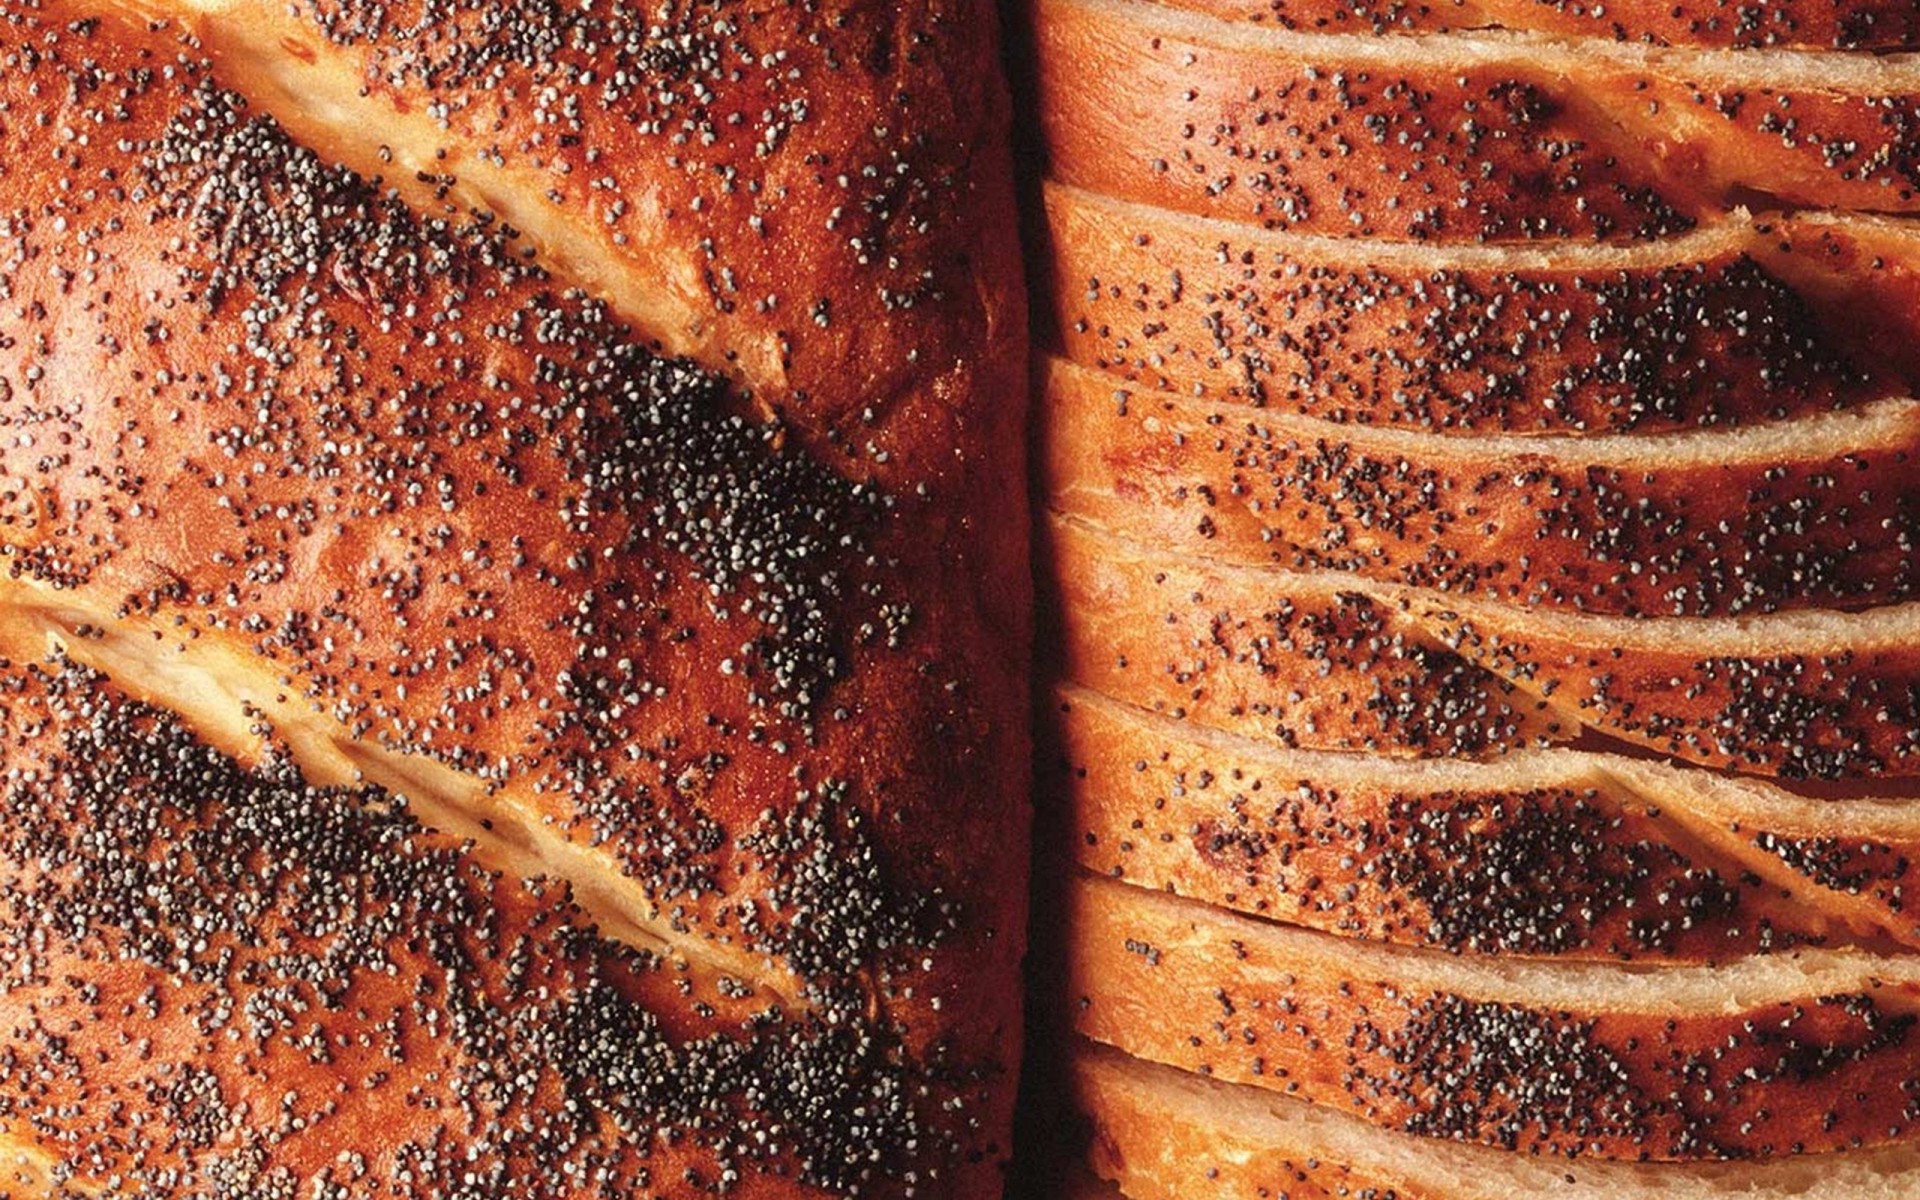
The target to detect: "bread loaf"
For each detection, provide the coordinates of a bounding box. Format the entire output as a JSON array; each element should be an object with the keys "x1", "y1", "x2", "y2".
[
  {"x1": 0, "y1": 3, "x2": 1031, "y2": 1195},
  {"x1": 1017, "y1": 0, "x2": 1920, "y2": 1192}
]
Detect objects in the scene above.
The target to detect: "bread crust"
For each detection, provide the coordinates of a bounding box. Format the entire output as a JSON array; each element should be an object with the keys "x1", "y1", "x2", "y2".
[
  {"x1": 1035, "y1": 185, "x2": 1876, "y2": 434},
  {"x1": 0, "y1": 8, "x2": 1031, "y2": 1196},
  {"x1": 1067, "y1": 874, "x2": 1920, "y2": 1163},
  {"x1": 0, "y1": 658, "x2": 953, "y2": 1198},
  {"x1": 1041, "y1": 357, "x2": 1920, "y2": 617},
  {"x1": 1046, "y1": 506, "x2": 1920, "y2": 778},
  {"x1": 1048, "y1": 683, "x2": 1920, "y2": 959},
  {"x1": 1042, "y1": 515, "x2": 1565, "y2": 757},
  {"x1": 1757, "y1": 214, "x2": 1920, "y2": 386}
]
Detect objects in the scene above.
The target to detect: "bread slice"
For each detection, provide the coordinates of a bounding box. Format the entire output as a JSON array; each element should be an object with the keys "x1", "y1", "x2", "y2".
[
  {"x1": 1074, "y1": 1041, "x2": 1920, "y2": 1199},
  {"x1": 1048, "y1": 681, "x2": 1920, "y2": 958},
  {"x1": 1035, "y1": 183, "x2": 1876, "y2": 433},
  {"x1": 0, "y1": 9, "x2": 1031, "y2": 1196},
  {"x1": 1412, "y1": 594, "x2": 1920, "y2": 780},
  {"x1": 1026, "y1": 0, "x2": 1920, "y2": 241},
  {"x1": 1048, "y1": 510, "x2": 1920, "y2": 777},
  {"x1": 1066, "y1": 872, "x2": 1920, "y2": 1161},
  {"x1": 1043, "y1": 514, "x2": 1568, "y2": 758},
  {"x1": 1143, "y1": 0, "x2": 1920, "y2": 49},
  {"x1": 1042, "y1": 355, "x2": 1920, "y2": 617},
  {"x1": 1023, "y1": 0, "x2": 1695, "y2": 243}
]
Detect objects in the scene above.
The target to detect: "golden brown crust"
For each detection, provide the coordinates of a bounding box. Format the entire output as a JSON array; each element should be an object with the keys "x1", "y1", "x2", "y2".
[
  {"x1": 0, "y1": 657, "x2": 946, "y2": 1198},
  {"x1": 1067, "y1": 874, "x2": 1920, "y2": 1163},
  {"x1": 1042, "y1": 515, "x2": 1565, "y2": 757},
  {"x1": 1040, "y1": 357, "x2": 1920, "y2": 617},
  {"x1": 159, "y1": 0, "x2": 1028, "y2": 439},
  {"x1": 1591, "y1": 66, "x2": 1920, "y2": 217},
  {"x1": 1147, "y1": 0, "x2": 1920, "y2": 48},
  {"x1": 1756, "y1": 214, "x2": 1920, "y2": 387},
  {"x1": 1045, "y1": 508, "x2": 1920, "y2": 778},
  {"x1": 1047, "y1": 684, "x2": 1920, "y2": 959},
  {"x1": 1034, "y1": 185, "x2": 1878, "y2": 434},
  {"x1": 0, "y1": 7, "x2": 1030, "y2": 1196}
]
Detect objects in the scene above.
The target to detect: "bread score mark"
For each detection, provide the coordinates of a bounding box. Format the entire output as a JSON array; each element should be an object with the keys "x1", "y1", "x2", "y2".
[
  {"x1": 1043, "y1": 514, "x2": 1572, "y2": 759},
  {"x1": 98, "y1": 0, "x2": 1016, "y2": 441},
  {"x1": 1139, "y1": 0, "x2": 1920, "y2": 50}
]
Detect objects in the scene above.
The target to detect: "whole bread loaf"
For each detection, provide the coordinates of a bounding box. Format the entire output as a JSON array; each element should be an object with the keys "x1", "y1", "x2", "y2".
[{"x1": 0, "y1": 3, "x2": 1031, "y2": 1196}]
